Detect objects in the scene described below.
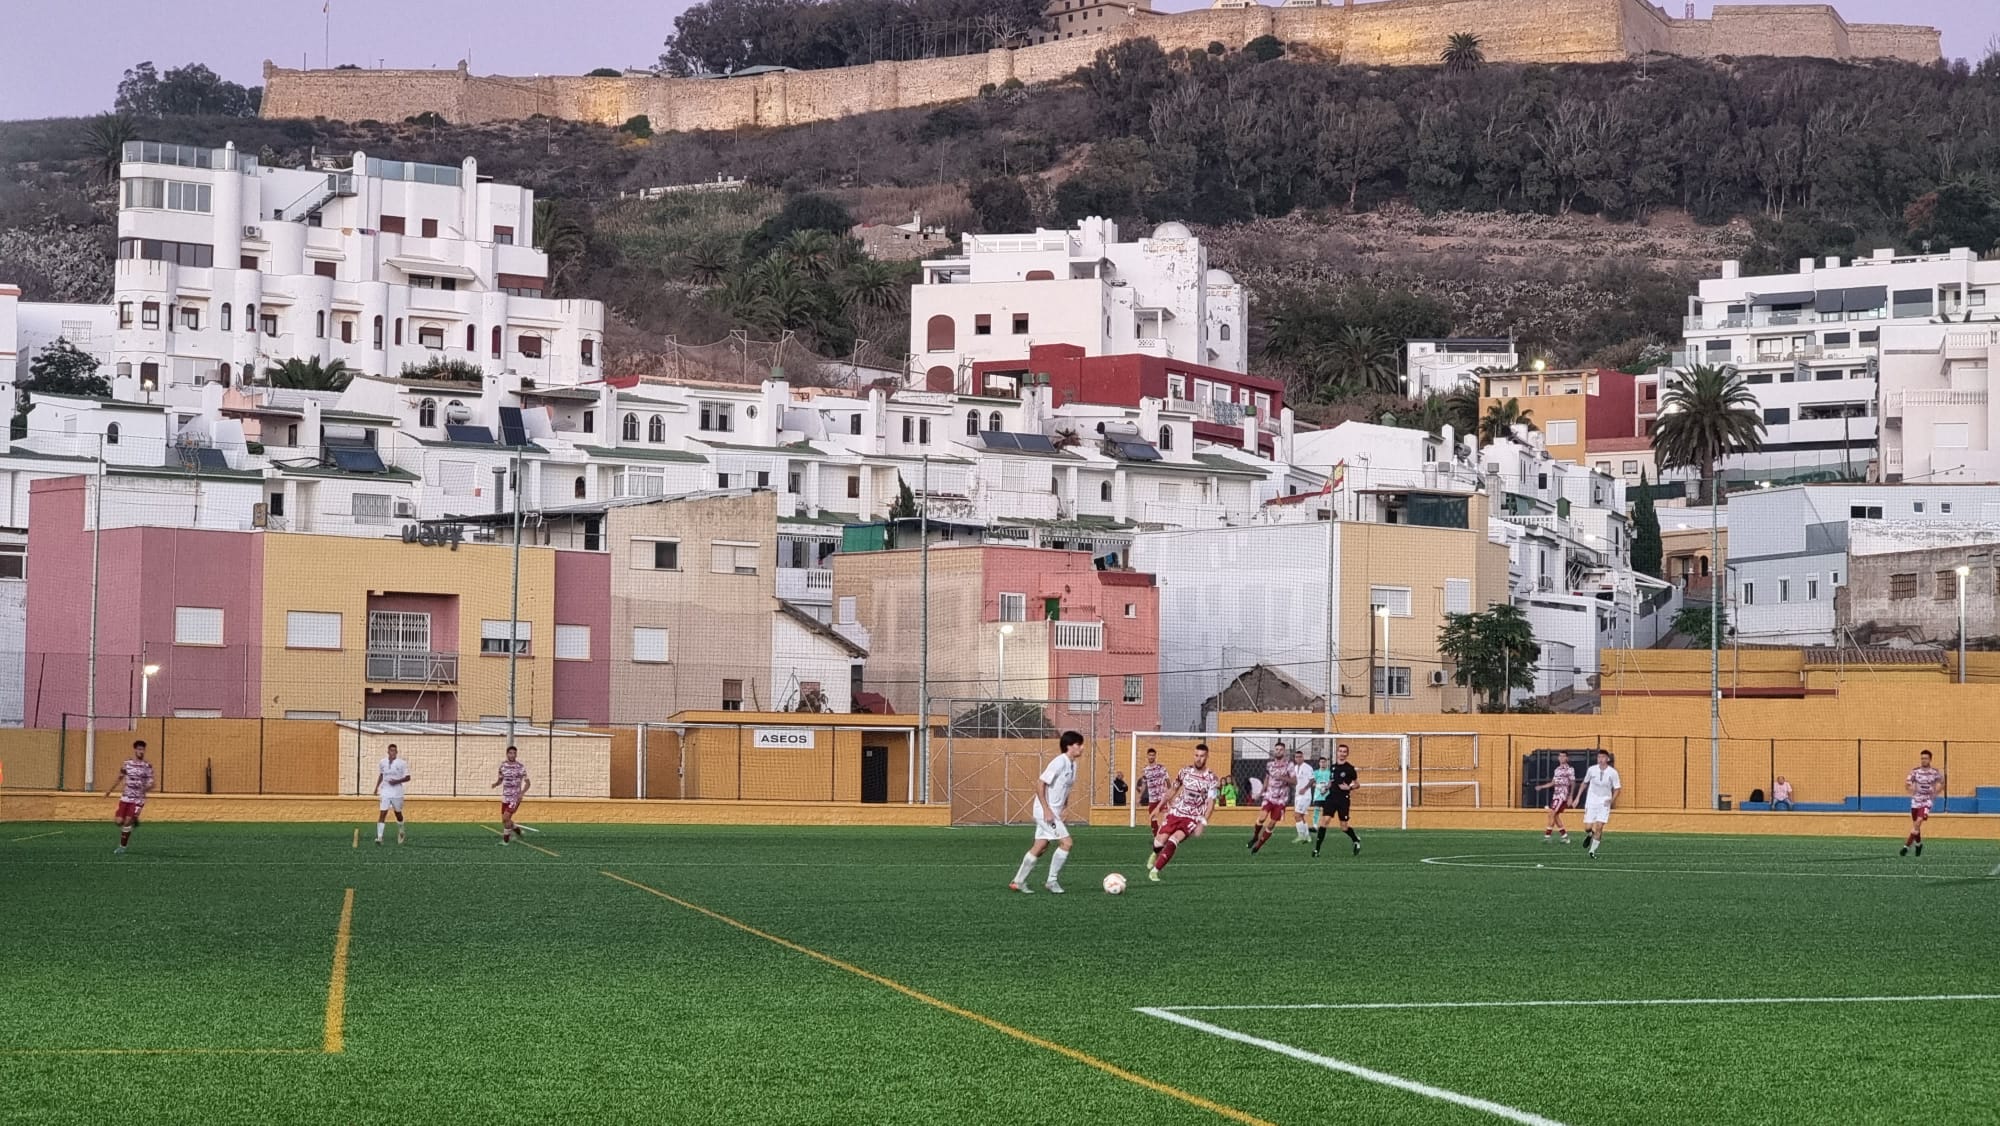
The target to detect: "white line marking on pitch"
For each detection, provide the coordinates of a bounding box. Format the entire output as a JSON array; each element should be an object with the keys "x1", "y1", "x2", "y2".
[
  {"x1": 1420, "y1": 854, "x2": 1999, "y2": 882},
  {"x1": 1138, "y1": 1007, "x2": 1567, "y2": 1126},
  {"x1": 1160, "y1": 994, "x2": 2000, "y2": 1013}
]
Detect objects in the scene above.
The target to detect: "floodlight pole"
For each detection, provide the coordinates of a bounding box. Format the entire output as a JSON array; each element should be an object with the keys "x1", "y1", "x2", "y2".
[
  {"x1": 1708, "y1": 463, "x2": 1721, "y2": 810},
  {"x1": 506, "y1": 447, "x2": 523, "y2": 743},
  {"x1": 85, "y1": 435, "x2": 104, "y2": 790},
  {"x1": 917, "y1": 455, "x2": 930, "y2": 802}
]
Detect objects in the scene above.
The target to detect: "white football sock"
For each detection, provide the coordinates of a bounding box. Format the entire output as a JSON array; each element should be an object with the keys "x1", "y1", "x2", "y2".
[
  {"x1": 376, "y1": 823, "x2": 384, "y2": 841},
  {"x1": 1013, "y1": 852, "x2": 1038, "y2": 884},
  {"x1": 1048, "y1": 848, "x2": 1069, "y2": 880}
]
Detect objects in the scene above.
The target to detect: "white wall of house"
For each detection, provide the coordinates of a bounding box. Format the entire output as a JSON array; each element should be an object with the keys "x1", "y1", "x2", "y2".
[{"x1": 770, "y1": 612, "x2": 857, "y2": 713}]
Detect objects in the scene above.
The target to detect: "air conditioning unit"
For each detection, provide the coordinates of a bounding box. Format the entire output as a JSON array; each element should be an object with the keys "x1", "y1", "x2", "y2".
[
  {"x1": 1429, "y1": 670, "x2": 1448, "y2": 687},
  {"x1": 393, "y1": 500, "x2": 417, "y2": 518},
  {"x1": 243, "y1": 225, "x2": 263, "y2": 240}
]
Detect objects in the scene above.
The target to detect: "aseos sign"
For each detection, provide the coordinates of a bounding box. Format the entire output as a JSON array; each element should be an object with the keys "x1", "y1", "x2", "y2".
[{"x1": 753, "y1": 728, "x2": 816, "y2": 749}]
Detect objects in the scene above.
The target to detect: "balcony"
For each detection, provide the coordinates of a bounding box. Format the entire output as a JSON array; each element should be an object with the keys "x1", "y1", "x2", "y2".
[
  {"x1": 365, "y1": 651, "x2": 460, "y2": 684},
  {"x1": 776, "y1": 566, "x2": 834, "y2": 604},
  {"x1": 1944, "y1": 331, "x2": 2000, "y2": 360},
  {"x1": 1052, "y1": 621, "x2": 1104, "y2": 650},
  {"x1": 1171, "y1": 396, "x2": 1280, "y2": 433}
]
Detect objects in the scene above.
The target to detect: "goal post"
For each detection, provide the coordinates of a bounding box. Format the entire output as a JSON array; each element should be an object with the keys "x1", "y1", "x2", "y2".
[
  {"x1": 1125, "y1": 729, "x2": 1486, "y2": 829},
  {"x1": 1127, "y1": 731, "x2": 1412, "y2": 830}
]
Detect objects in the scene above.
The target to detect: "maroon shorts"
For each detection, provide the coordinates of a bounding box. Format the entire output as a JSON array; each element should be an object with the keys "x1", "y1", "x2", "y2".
[
  {"x1": 1260, "y1": 799, "x2": 1290, "y2": 822},
  {"x1": 114, "y1": 800, "x2": 143, "y2": 822},
  {"x1": 1911, "y1": 800, "x2": 1932, "y2": 822},
  {"x1": 1160, "y1": 813, "x2": 1203, "y2": 841},
  {"x1": 1549, "y1": 796, "x2": 1570, "y2": 814},
  {"x1": 501, "y1": 801, "x2": 520, "y2": 818}
]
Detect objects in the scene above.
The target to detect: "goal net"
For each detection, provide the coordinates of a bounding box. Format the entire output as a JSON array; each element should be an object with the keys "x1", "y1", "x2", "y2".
[{"x1": 1125, "y1": 730, "x2": 1485, "y2": 829}]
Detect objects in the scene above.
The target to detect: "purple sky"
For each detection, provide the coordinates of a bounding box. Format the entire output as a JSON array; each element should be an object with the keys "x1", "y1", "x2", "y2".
[{"x1": 3, "y1": 0, "x2": 1992, "y2": 121}]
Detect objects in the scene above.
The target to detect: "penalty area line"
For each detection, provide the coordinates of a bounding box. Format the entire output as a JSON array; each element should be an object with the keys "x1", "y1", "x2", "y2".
[
  {"x1": 600, "y1": 870, "x2": 1273, "y2": 1126},
  {"x1": 1159, "y1": 993, "x2": 2000, "y2": 1013},
  {"x1": 1137, "y1": 1007, "x2": 1567, "y2": 1126},
  {"x1": 479, "y1": 823, "x2": 558, "y2": 856}
]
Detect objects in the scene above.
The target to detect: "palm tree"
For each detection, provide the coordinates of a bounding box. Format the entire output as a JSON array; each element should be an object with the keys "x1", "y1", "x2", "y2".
[
  {"x1": 263, "y1": 357, "x2": 352, "y2": 391},
  {"x1": 838, "y1": 258, "x2": 904, "y2": 312},
  {"x1": 1652, "y1": 363, "x2": 1766, "y2": 507},
  {"x1": 533, "y1": 198, "x2": 588, "y2": 292},
  {"x1": 1315, "y1": 325, "x2": 1400, "y2": 397},
  {"x1": 680, "y1": 239, "x2": 736, "y2": 285},
  {"x1": 80, "y1": 113, "x2": 140, "y2": 185},
  {"x1": 1479, "y1": 397, "x2": 1536, "y2": 444},
  {"x1": 780, "y1": 229, "x2": 845, "y2": 280},
  {"x1": 1442, "y1": 385, "x2": 1480, "y2": 437},
  {"x1": 1441, "y1": 32, "x2": 1485, "y2": 74}
]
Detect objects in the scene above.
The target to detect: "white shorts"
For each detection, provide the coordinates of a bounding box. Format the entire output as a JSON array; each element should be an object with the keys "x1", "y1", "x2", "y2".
[
  {"x1": 379, "y1": 789, "x2": 406, "y2": 813},
  {"x1": 1033, "y1": 817, "x2": 1069, "y2": 841},
  {"x1": 1584, "y1": 799, "x2": 1612, "y2": 824},
  {"x1": 1294, "y1": 789, "x2": 1314, "y2": 814}
]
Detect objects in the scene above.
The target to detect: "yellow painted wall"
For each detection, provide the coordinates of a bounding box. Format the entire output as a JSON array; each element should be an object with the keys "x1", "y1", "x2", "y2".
[
  {"x1": 1337, "y1": 514, "x2": 1511, "y2": 714},
  {"x1": 259, "y1": 533, "x2": 556, "y2": 722}
]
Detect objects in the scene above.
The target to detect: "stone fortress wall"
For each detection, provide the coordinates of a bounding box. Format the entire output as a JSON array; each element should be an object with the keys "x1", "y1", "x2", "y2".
[{"x1": 260, "y1": 0, "x2": 1941, "y2": 130}]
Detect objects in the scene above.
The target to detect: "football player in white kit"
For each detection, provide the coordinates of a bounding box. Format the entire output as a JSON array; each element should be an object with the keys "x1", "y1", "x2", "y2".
[
  {"x1": 373, "y1": 743, "x2": 413, "y2": 845},
  {"x1": 1010, "y1": 730, "x2": 1085, "y2": 894},
  {"x1": 1579, "y1": 749, "x2": 1621, "y2": 857},
  {"x1": 1290, "y1": 746, "x2": 1315, "y2": 843}
]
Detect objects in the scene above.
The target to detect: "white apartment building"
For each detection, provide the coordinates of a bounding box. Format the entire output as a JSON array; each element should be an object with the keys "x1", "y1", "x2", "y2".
[
  {"x1": 110, "y1": 141, "x2": 602, "y2": 408},
  {"x1": 909, "y1": 218, "x2": 1246, "y2": 391},
  {"x1": 1406, "y1": 337, "x2": 1518, "y2": 397},
  {"x1": 1726, "y1": 482, "x2": 2000, "y2": 644},
  {"x1": 1679, "y1": 248, "x2": 1998, "y2": 484},
  {"x1": 1878, "y1": 324, "x2": 2000, "y2": 484}
]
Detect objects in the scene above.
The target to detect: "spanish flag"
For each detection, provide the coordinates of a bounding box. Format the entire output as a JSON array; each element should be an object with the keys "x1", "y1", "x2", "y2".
[{"x1": 1321, "y1": 460, "x2": 1347, "y2": 495}]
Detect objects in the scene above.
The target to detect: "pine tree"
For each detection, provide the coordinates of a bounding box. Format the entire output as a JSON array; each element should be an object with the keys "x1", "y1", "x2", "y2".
[{"x1": 1631, "y1": 470, "x2": 1663, "y2": 579}]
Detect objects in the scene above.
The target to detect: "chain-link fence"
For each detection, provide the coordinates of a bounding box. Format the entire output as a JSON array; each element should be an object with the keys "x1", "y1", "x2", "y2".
[{"x1": 937, "y1": 697, "x2": 1108, "y2": 825}]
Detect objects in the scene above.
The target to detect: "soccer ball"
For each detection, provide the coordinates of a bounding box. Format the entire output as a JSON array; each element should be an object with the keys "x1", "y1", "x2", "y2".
[{"x1": 1102, "y1": 872, "x2": 1127, "y2": 895}]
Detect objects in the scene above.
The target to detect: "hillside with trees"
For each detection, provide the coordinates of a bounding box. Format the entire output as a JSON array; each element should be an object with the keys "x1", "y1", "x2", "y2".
[{"x1": 2, "y1": 37, "x2": 1996, "y2": 407}]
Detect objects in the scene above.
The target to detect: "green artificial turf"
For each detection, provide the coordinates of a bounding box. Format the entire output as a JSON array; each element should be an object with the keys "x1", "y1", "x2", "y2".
[{"x1": 2, "y1": 822, "x2": 1996, "y2": 1125}]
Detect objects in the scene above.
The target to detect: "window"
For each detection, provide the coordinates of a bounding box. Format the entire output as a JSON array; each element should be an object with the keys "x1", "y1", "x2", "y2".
[
  {"x1": 1763, "y1": 407, "x2": 1790, "y2": 426},
  {"x1": 622, "y1": 413, "x2": 639, "y2": 441},
  {"x1": 711, "y1": 541, "x2": 760, "y2": 575},
  {"x1": 123, "y1": 177, "x2": 212, "y2": 212},
  {"x1": 1778, "y1": 577, "x2": 1791, "y2": 603},
  {"x1": 988, "y1": 411, "x2": 1002, "y2": 432},
  {"x1": 479, "y1": 619, "x2": 531, "y2": 655},
  {"x1": 379, "y1": 215, "x2": 406, "y2": 235},
  {"x1": 1622, "y1": 460, "x2": 1640, "y2": 476},
  {"x1": 518, "y1": 335, "x2": 543, "y2": 359},
  {"x1": 1942, "y1": 502, "x2": 1954, "y2": 514},
  {"x1": 491, "y1": 326, "x2": 502, "y2": 359},
  {"x1": 241, "y1": 254, "x2": 258, "y2": 270},
  {"x1": 846, "y1": 475, "x2": 861, "y2": 499},
  {"x1": 1914, "y1": 502, "x2": 1926, "y2": 514},
  {"x1": 1067, "y1": 675, "x2": 1099, "y2": 704},
  {"x1": 418, "y1": 399, "x2": 436, "y2": 428},
  {"x1": 1158, "y1": 426, "x2": 1173, "y2": 451},
  {"x1": 1934, "y1": 422, "x2": 1970, "y2": 449},
  {"x1": 787, "y1": 471, "x2": 801, "y2": 494},
  {"x1": 286, "y1": 611, "x2": 342, "y2": 649},
  {"x1": 573, "y1": 476, "x2": 586, "y2": 500},
  {"x1": 1012, "y1": 313, "x2": 1029, "y2": 334},
  {"x1": 965, "y1": 409, "x2": 980, "y2": 437},
  {"x1": 631, "y1": 538, "x2": 680, "y2": 570},
  {"x1": 1741, "y1": 581, "x2": 1755, "y2": 605},
  {"x1": 974, "y1": 313, "x2": 992, "y2": 336},
  {"x1": 925, "y1": 314, "x2": 954, "y2": 352},
  {"x1": 999, "y1": 593, "x2": 1027, "y2": 622},
  {"x1": 178, "y1": 306, "x2": 201, "y2": 331},
  {"x1": 421, "y1": 218, "x2": 438, "y2": 238},
  {"x1": 1370, "y1": 586, "x2": 1412, "y2": 617},
  {"x1": 1745, "y1": 372, "x2": 1772, "y2": 384},
  {"x1": 919, "y1": 418, "x2": 931, "y2": 444},
  {"x1": 417, "y1": 325, "x2": 443, "y2": 349},
  {"x1": 394, "y1": 318, "x2": 402, "y2": 345},
  {"x1": 699, "y1": 402, "x2": 732, "y2": 432},
  {"x1": 721, "y1": 679, "x2": 745, "y2": 711},
  {"x1": 756, "y1": 470, "x2": 770, "y2": 488},
  {"x1": 1807, "y1": 576, "x2": 1820, "y2": 601},
  {"x1": 1545, "y1": 419, "x2": 1577, "y2": 446},
  {"x1": 638, "y1": 415, "x2": 660, "y2": 443},
  {"x1": 581, "y1": 339, "x2": 595, "y2": 366},
  {"x1": 582, "y1": 409, "x2": 595, "y2": 434},
  {"x1": 372, "y1": 316, "x2": 384, "y2": 348},
  {"x1": 1444, "y1": 578, "x2": 1471, "y2": 614},
  {"x1": 115, "y1": 238, "x2": 214, "y2": 267},
  {"x1": 902, "y1": 417, "x2": 914, "y2": 443},
  {"x1": 1167, "y1": 374, "x2": 1187, "y2": 400},
  {"x1": 633, "y1": 627, "x2": 670, "y2": 663},
  {"x1": 1123, "y1": 676, "x2": 1144, "y2": 704},
  {"x1": 175, "y1": 607, "x2": 224, "y2": 646},
  {"x1": 1850, "y1": 505, "x2": 1883, "y2": 519},
  {"x1": 1372, "y1": 666, "x2": 1413, "y2": 697},
  {"x1": 1937, "y1": 570, "x2": 1960, "y2": 601},
  {"x1": 261, "y1": 313, "x2": 279, "y2": 337},
  {"x1": 286, "y1": 424, "x2": 298, "y2": 445},
  {"x1": 1100, "y1": 480, "x2": 1113, "y2": 502},
  {"x1": 555, "y1": 624, "x2": 591, "y2": 661},
  {"x1": 494, "y1": 225, "x2": 514, "y2": 245},
  {"x1": 0, "y1": 544, "x2": 23, "y2": 581},
  {"x1": 1219, "y1": 324, "x2": 1231, "y2": 341},
  {"x1": 1890, "y1": 573, "x2": 1917, "y2": 599},
  {"x1": 351, "y1": 494, "x2": 394, "y2": 525},
  {"x1": 141, "y1": 302, "x2": 160, "y2": 328}
]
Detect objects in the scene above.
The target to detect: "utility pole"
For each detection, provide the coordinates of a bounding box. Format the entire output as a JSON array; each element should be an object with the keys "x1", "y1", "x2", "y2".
[
  {"x1": 506, "y1": 448, "x2": 523, "y2": 743},
  {"x1": 1709, "y1": 461, "x2": 1721, "y2": 810},
  {"x1": 85, "y1": 435, "x2": 104, "y2": 790},
  {"x1": 1322, "y1": 470, "x2": 1337, "y2": 731}
]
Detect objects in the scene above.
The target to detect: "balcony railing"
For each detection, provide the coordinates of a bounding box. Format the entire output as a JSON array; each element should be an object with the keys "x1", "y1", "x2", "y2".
[
  {"x1": 776, "y1": 566, "x2": 834, "y2": 603},
  {"x1": 365, "y1": 651, "x2": 460, "y2": 684},
  {"x1": 1052, "y1": 621, "x2": 1105, "y2": 650},
  {"x1": 1170, "y1": 396, "x2": 1279, "y2": 432}
]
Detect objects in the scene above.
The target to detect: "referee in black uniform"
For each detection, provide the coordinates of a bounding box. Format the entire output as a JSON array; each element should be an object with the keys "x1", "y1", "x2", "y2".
[{"x1": 1314, "y1": 743, "x2": 1363, "y2": 857}]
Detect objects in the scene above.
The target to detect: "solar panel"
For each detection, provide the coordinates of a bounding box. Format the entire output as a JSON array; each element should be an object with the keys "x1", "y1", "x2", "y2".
[
  {"x1": 176, "y1": 447, "x2": 230, "y2": 470},
  {"x1": 445, "y1": 425, "x2": 494, "y2": 445},
  {"x1": 1114, "y1": 440, "x2": 1161, "y2": 462},
  {"x1": 330, "y1": 446, "x2": 387, "y2": 473},
  {"x1": 982, "y1": 432, "x2": 1019, "y2": 450},
  {"x1": 1012, "y1": 433, "x2": 1056, "y2": 453},
  {"x1": 497, "y1": 407, "x2": 528, "y2": 448}
]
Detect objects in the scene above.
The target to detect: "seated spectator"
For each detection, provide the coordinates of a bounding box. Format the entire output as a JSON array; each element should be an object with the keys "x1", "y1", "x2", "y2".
[
  {"x1": 1111, "y1": 772, "x2": 1128, "y2": 807},
  {"x1": 1772, "y1": 777, "x2": 1793, "y2": 812}
]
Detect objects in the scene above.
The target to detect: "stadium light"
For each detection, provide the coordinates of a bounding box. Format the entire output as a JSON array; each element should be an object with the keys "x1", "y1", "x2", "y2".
[{"x1": 140, "y1": 663, "x2": 160, "y2": 717}]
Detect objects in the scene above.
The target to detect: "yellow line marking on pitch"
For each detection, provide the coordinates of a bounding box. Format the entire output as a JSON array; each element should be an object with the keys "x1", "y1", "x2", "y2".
[
  {"x1": 480, "y1": 824, "x2": 558, "y2": 856},
  {"x1": 352, "y1": 828, "x2": 358, "y2": 849},
  {"x1": 600, "y1": 870, "x2": 1273, "y2": 1126},
  {"x1": 9, "y1": 830, "x2": 64, "y2": 842},
  {"x1": 323, "y1": 888, "x2": 354, "y2": 1054}
]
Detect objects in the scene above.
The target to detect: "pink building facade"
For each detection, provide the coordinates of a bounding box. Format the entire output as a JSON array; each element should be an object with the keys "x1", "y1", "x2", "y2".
[
  {"x1": 552, "y1": 550, "x2": 612, "y2": 725},
  {"x1": 977, "y1": 546, "x2": 1162, "y2": 734}
]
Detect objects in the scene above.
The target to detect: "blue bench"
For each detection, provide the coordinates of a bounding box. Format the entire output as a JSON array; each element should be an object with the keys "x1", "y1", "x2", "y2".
[{"x1": 1738, "y1": 797, "x2": 1986, "y2": 813}]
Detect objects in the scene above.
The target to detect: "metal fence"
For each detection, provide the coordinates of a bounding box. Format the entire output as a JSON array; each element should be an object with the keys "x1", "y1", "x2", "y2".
[{"x1": 937, "y1": 697, "x2": 1108, "y2": 825}]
